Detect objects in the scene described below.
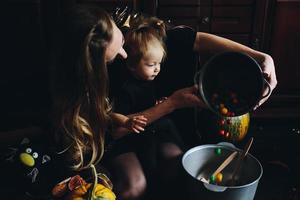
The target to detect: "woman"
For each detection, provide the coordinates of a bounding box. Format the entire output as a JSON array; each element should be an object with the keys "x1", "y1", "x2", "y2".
[{"x1": 50, "y1": 5, "x2": 203, "y2": 195}]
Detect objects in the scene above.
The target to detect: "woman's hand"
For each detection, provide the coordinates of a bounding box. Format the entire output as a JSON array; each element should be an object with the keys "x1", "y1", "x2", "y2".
[
  {"x1": 194, "y1": 32, "x2": 278, "y2": 109},
  {"x1": 124, "y1": 115, "x2": 147, "y2": 133},
  {"x1": 255, "y1": 54, "x2": 278, "y2": 109},
  {"x1": 117, "y1": 86, "x2": 205, "y2": 132},
  {"x1": 168, "y1": 85, "x2": 206, "y2": 109}
]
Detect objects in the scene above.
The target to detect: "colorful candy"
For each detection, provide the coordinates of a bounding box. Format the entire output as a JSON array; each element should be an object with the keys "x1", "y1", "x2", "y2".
[
  {"x1": 219, "y1": 119, "x2": 225, "y2": 126},
  {"x1": 219, "y1": 130, "x2": 225, "y2": 135},
  {"x1": 225, "y1": 132, "x2": 230, "y2": 138},
  {"x1": 209, "y1": 175, "x2": 216, "y2": 183},
  {"x1": 211, "y1": 91, "x2": 246, "y2": 117},
  {"x1": 215, "y1": 148, "x2": 222, "y2": 155},
  {"x1": 216, "y1": 173, "x2": 223, "y2": 183},
  {"x1": 209, "y1": 173, "x2": 223, "y2": 184},
  {"x1": 220, "y1": 107, "x2": 228, "y2": 115},
  {"x1": 232, "y1": 98, "x2": 238, "y2": 104},
  {"x1": 211, "y1": 91, "x2": 250, "y2": 141}
]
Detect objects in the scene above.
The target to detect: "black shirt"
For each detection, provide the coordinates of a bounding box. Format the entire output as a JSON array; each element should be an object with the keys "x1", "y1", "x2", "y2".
[
  {"x1": 155, "y1": 26, "x2": 198, "y2": 96},
  {"x1": 113, "y1": 72, "x2": 157, "y2": 115},
  {"x1": 109, "y1": 26, "x2": 197, "y2": 99},
  {"x1": 108, "y1": 26, "x2": 199, "y2": 147}
]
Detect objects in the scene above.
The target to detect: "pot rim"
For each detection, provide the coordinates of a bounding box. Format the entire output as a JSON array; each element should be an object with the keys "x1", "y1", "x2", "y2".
[
  {"x1": 182, "y1": 144, "x2": 263, "y2": 189},
  {"x1": 198, "y1": 51, "x2": 264, "y2": 117}
]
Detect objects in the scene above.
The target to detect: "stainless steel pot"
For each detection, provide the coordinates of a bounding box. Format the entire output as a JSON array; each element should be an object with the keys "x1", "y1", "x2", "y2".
[
  {"x1": 182, "y1": 143, "x2": 263, "y2": 200},
  {"x1": 194, "y1": 51, "x2": 271, "y2": 117}
]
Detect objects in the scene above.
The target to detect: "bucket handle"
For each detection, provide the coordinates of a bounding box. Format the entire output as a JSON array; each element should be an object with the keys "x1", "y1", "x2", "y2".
[
  {"x1": 193, "y1": 70, "x2": 201, "y2": 87},
  {"x1": 261, "y1": 78, "x2": 272, "y2": 99},
  {"x1": 203, "y1": 182, "x2": 228, "y2": 192}
]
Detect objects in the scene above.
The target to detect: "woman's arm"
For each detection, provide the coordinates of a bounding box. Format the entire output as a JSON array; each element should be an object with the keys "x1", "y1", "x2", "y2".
[
  {"x1": 193, "y1": 32, "x2": 277, "y2": 107},
  {"x1": 130, "y1": 85, "x2": 204, "y2": 122},
  {"x1": 111, "y1": 86, "x2": 205, "y2": 139}
]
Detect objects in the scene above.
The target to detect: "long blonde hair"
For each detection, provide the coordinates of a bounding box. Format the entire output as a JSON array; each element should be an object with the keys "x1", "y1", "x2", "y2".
[{"x1": 52, "y1": 6, "x2": 113, "y2": 170}]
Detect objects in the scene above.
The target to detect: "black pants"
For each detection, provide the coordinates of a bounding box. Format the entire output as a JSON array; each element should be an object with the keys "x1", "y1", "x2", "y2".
[{"x1": 106, "y1": 117, "x2": 183, "y2": 175}]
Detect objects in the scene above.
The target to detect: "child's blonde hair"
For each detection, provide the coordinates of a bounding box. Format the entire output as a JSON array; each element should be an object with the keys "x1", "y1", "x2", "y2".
[{"x1": 124, "y1": 17, "x2": 167, "y2": 68}]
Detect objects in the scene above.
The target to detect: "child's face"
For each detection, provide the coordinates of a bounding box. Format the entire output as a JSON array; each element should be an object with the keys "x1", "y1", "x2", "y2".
[{"x1": 132, "y1": 45, "x2": 164, "y2": 81}]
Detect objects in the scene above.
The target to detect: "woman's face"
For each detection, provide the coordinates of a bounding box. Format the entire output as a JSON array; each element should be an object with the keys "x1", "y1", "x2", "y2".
[{"x1": 105, "y1": 22, "x2": 127, "y2": 63}]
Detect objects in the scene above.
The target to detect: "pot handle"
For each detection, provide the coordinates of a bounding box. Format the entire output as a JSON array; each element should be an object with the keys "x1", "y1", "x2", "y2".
[
  {"x1": 193, "y1": 70, "x2": 202, "y2": 87},
  {"x1": 203, "y1": 182, "x2": 228, "y2": 192},
  {"x1": 261, "y1": 78, "x2": 271, "y2": 99}
]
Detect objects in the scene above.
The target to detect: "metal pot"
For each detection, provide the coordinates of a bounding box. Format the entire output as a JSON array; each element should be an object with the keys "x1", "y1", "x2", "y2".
[
  {"x1": 194, "y1": 51, "x2": 271, "y2": 117},
  {"x1": 182, "y1": 143, "x2": 263, "y2": 200}
]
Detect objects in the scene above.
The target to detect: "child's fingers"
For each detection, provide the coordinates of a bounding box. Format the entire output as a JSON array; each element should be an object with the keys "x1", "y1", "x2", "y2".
[
  {"x1": 135, "y1": 120, "x2": 147, "y2": 126},
  {"x1": 132, "y1": 125, "x2": 145, "y2": 133},
  {"x1": 133, "y1": 125, "x2": 145, "y2": 132},
  {"x1": 156, "y1": 97, "x2": 168, "y2": 104},
  {"x1": 132, "y1": 127, "x2": 140, "y2": 133},
  {"x1": 133, "y1": 117, "x2": 147, "y2": 126},
  {"x1": 134, "y1": 116, "x2": 147, "y2": 122},
  {"x1": 134, "y1": 115, "x2": 147, "y2": 120}
]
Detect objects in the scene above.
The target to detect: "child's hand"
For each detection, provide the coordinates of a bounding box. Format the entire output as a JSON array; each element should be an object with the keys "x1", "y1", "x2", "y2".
[{"x1": 125, "y1": 115, "x2": 147, "y2": 133}]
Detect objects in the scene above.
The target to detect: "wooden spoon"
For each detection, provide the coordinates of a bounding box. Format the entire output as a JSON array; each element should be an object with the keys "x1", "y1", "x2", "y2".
[
  {"x1": 197, "y1": 151, "x2": 238, "y2": 183},
  {"x1": 230, "y1": 137, "x2": 254, "y2": 185}
]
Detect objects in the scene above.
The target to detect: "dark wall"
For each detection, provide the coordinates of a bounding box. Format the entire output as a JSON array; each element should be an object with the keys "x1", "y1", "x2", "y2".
[
  {"x1": 0, "y1": 0, "x2": 141, "y2": 133},
  {"x1": 1, "y1": 1, "x2": 52, "y2": 131}
]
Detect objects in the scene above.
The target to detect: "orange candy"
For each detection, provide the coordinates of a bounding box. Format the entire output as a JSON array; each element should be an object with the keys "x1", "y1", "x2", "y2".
[
  {"x1": 220, "y1": 107, "x2": 228, "y2": 115},
  {"x1": 216, "y1": 173, "x2": 223, "y2": 183}
]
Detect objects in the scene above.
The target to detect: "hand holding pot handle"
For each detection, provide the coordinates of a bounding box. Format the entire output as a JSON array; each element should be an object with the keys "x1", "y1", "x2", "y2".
[
  {"x1": 254, "y1": 78, "x2": 272, "y2": 110},
  {"x1": 168, "y1": 86, "x2": 205, "y2": 109},
  {"x1": 193, "y1": 70, "x2": 201, "y2": 87},
  {"x1": 255, "y1": 54, "x2": 277, "y2": 109},
  {"x1": 261, "y1": 78, "x2": 272, "y2": 99}
]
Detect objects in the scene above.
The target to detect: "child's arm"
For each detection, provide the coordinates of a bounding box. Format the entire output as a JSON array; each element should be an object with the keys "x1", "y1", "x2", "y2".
[{"x1": 110, "y1": 113, "x2": 147, "y2": 134}]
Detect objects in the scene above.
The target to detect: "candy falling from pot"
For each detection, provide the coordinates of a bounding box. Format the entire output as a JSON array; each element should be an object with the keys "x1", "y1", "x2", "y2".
[
  {"x1": 211, "y1": 91, "x2": 249, "y2": 117},
  {"x1": 217, "y1": 113, "x2": 250, "y2": 141},
  {"x1": 210, "y1": 91, "x2": 250, "y2": 141}
]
